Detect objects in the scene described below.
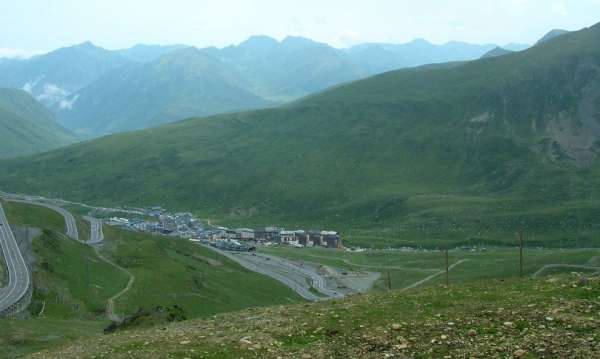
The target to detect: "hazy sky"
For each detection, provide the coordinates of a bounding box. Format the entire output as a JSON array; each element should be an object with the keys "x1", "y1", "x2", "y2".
[{"x1": 1, "y1": 0, "x2": 599, "y2": 57}]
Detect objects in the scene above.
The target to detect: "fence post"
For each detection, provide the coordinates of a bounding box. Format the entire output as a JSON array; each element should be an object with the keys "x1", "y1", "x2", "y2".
[
  {"x1": 519, "y1": 230, "x2": 524, "y2": 277},
  {"x1": 445, "y1": 247, "x2": 449, "y2": 286}
]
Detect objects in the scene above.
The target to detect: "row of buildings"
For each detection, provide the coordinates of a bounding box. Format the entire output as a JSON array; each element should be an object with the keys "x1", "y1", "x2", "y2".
[
  {"x1": 201, "y1": 227, "x2": 342, "y2": 249},
  {"x1": 106, "y1": 207, "x2": 342, "y2": 250}
]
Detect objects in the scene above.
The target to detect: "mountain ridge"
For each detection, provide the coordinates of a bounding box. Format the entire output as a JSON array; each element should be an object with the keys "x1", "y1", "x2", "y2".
[{"x1": 1, "y1": 22, "x2": 599, "y2": 247}]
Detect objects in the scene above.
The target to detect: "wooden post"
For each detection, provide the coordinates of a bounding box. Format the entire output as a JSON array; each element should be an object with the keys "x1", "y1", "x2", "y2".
[
  {"x1": 445, "y1": 247, "x2": 449, "y2": 286},
  {"x1": 519, "y1": 230, "x2": 524, "y2": 277},
  {"x1": 386, "y1": 251, "x2": 392, "y2": 291}
]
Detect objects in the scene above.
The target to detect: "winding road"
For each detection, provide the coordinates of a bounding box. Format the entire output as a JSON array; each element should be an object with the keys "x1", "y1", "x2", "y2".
[
  {"x1": 0, "y1": 202, "x2": 31, "y2": 315},
  {"x1": 84, "y1": 216, "x2": 104, "y2": 245},
  {"x1": 6, "y1": 199, "x2": 79, "y2": 241},
  {"x1": 1, "y1": 193, "x2": 131, "y2": 320},
  {"x1": 200, "y1": 244, "x2": 341, "y2": 301}
]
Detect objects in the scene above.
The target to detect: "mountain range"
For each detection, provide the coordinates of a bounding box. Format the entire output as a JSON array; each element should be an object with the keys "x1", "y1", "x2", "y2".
[
  {"x1": 0, "y1": 36, "x2": 531, "y2": 137},
  {"x1": 0, "y1": 42, "x2": 128, "y2": 107},
  {"x1": 0, "y1": 88, "x2": 74, "y2": 158},
  {"x1": 0, "y1": 23, "x2": 598, "y2": 246}
]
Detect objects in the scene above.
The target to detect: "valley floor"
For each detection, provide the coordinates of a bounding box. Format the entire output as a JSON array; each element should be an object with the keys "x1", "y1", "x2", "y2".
[{"x1": 259, "y1": 246, "x2": 600, "y2": 292}]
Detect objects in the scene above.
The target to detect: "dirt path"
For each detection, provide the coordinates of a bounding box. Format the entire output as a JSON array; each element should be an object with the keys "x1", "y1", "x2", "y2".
[
  {"x1": 531, "y1": 264, "x2": 600, "y2": 278},
  {"x1": 282, "y1": 251, "x2": 439, "y2": 273},
  {"x1": 400, "y1": 259, "x2": 469, "y2": 292},
  {"x1": 93, "y1": 246, "x2": 135, "y2": 322}
]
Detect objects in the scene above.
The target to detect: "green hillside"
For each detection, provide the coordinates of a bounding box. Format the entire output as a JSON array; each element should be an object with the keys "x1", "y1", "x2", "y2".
[
  {"x1": 1, "y1": 24, "x2": 600, "y2": 247},
  {"x1": 0, "y1": 88, "x2": 74, "y2": 158}
]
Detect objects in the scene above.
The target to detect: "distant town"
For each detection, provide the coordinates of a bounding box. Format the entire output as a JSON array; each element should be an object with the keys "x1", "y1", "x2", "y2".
[{"x1": 104, "y1": 206, "x2": 342, "y2": 251}]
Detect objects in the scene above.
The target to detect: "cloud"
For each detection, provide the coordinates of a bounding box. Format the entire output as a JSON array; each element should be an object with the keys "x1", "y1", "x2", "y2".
[
  {"x1": 333, "y1": 30, "x2": 361, "y2": 48},
  {"x1": 551, "y1": 2, "x2": 568, "y2": 16}
]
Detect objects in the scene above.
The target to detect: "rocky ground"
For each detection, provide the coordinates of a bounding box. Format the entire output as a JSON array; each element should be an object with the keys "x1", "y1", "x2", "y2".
[{"x1": 28, "y1": 274, "x2": 600, "y2": 358}]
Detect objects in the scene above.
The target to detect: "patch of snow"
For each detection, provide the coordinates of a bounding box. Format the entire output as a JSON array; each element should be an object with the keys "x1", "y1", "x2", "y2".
[
  {"x1": 35, "y1": 83, "x2": 70, "y2": 104},
  {"x1": 59, "y1": 94, "x2": 79, "y2": 110}
]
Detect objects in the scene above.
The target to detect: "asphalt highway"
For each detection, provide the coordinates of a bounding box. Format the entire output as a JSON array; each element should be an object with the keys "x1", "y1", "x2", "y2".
[
  {"x1": 0, "y1": 202, "x2": 31, "y2": 314},
  {"x1": 200, "y1": 244, "x2": 343, "y2": 301},
  {"x1": 7, "y1": 199, "x2": 79, "y2": 241},
  {"x1": 84, "y1": 216, "x2": 104, "y2": 244}
]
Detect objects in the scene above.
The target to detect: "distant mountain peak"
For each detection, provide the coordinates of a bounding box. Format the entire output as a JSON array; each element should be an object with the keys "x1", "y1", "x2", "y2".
[
  {"x1": 282, "y1": 36, "x2": 314, "y2": 44},
  {"x1": 70, "y1": 41, "x2": 102, "y2": 51},
  {"x1": 480, "y1": 46, "x2": 514, "y2": 59},
  {"x1": 408, "y1": 38, "x2": 432, "y2": 46},
  {"x1": 239, "y1": 35, "x2": 279, "y2": 48},
  {"x1": 535, "y1": 29, "x2": 570, "y2": 46}
]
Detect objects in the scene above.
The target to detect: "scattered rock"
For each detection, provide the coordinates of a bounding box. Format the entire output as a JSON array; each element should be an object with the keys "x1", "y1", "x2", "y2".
[{"x1": 514, "y1": 349, "x2": 527, "y2": 357}]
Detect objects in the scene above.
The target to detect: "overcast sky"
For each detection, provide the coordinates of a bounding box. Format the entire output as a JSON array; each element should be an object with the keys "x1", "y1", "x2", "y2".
[{"x1": 1, "y1": 0, "x2": 599, "y2": 57}]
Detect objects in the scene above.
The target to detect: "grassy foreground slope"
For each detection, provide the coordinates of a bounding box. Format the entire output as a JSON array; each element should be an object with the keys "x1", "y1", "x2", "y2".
[
  {"x1": 30, "y1": 274, "x2": 600, "y2": 358},
  {"x1": 0, "y1": 88, "x2": 74, "y2": 158},
  {"x1": 2, "y1": 24, "x2": 600, "y2": 246}
]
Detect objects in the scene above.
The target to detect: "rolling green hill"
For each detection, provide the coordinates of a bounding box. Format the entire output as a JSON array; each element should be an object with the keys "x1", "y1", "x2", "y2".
[
  {"x1": 1, "y1": 23, "x2": 600, "y2": 247},
  {"x1": 0, "y1": 88, "x2": 74, "y2": 158}
]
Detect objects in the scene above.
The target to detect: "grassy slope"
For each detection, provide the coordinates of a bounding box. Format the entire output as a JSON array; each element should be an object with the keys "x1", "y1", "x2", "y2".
[
  {"x1": 0, "y1": 200, "x2": 127, "y2": 358},
  {"x1": 0, "y1": 88, "x2": 74, "y2": 158},
  {"x1": 29, "y1": 274, "x2": 600, "y2": 358},
  {"x1": 0, "y1": 201, "x2": 303, "y2": 358},
  {"x1": 1, "y1": 25, "x2": 600, "y2": 247},
  {"x1": 1, "y1": 200, "x2": 129, "y2": 318},
  {"x1": 101, "y1": 225, "x2": 302, "y2": 318}
]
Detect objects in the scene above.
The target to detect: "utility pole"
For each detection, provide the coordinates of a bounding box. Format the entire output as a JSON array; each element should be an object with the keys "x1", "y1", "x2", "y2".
[
  {"x1": 519, "y1": 230, "x2": 524, "y2": 277},
  {"x1": 385, "y1": 250, "x2": 392, "y2": 291},
  {"x1": 445, "y1": 247, "x2": 449, "y2": 287},
  {"x1": 86, "y1": 255, "x2": 90, "y2": 290}
]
